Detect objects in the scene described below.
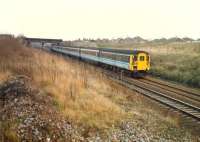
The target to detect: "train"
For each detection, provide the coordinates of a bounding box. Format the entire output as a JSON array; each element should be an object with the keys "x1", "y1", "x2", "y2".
[{"x1": 51, "y1": 46, "x2": 150, "y2": 76}]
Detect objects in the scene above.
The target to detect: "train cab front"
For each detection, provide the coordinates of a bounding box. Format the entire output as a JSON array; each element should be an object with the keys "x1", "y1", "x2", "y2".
[{"x1": 129, "y1": 51, "x2": 150, "y2": 77}]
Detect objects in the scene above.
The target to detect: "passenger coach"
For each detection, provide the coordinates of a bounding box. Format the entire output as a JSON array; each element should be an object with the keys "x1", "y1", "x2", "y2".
[{"x1": 51, "y1": 46, "x2": 150, "y2": 76}]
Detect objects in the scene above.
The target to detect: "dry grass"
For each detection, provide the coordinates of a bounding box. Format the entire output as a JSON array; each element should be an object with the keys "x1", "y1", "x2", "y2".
[
  {"x1": 0, "y1": 121, "x2": 20, "y2": 142},
  {"x1": 141, "y1": 43, "x2": 200, "y2": 88},
  {"x1": 138, "y1": 43, "x2": 200, "y2": 88},
  {"x1": 0, "y1": 37, "x2": 125, "y2": 129}
]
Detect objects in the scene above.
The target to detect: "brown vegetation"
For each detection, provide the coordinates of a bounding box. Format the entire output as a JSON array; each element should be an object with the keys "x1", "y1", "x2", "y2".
[{"x1": 0, "y1": 37, "x2": 125, "y2": 129}]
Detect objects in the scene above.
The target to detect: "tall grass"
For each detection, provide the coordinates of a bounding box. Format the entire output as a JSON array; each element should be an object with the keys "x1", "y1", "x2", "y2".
[
  {"x1": 145, "y1": 43, "x2": 200, "y2": 88},
  {"x1": 136, "y1": 43, "x2": 200, "y2": 88},
  {"x1": 0, "y1": 37, "x2": 125, "y2": 129}
]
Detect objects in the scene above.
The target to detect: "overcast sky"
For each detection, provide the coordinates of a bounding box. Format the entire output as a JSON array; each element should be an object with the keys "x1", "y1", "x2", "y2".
[{"x1": 0, "y1": 0, "x2": 199, "y2": 40}]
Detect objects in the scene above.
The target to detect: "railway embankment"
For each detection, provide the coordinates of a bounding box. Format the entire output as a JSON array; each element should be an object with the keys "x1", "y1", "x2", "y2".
[{"x1": 0, "y1": 37, "x2": 199, "y2": 141}]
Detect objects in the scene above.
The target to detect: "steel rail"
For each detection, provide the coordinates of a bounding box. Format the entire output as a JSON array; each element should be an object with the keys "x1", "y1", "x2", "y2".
[
  {"x1": 138, "y1": 78, "x2": 200, "y2": 103},
  {"x1": 105, "y1": 71, "x2": 200, "y2": 122},
  {"x1": 144, "y1": 77, "x2": 200, "y2": 98}
]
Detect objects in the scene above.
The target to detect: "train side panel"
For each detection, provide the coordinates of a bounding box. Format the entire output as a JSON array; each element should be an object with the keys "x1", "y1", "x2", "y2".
[
  {"x1": 52, "y1": 47, "x2": 130, "y2": 70},
  {"x1": 51, "y1": 46, "x2": 150, "y2": 75}
]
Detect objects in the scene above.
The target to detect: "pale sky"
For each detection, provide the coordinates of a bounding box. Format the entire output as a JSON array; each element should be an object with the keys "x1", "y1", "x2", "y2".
[{"x1": 0, "y1": 0, "x2": 200, "y2": 40}]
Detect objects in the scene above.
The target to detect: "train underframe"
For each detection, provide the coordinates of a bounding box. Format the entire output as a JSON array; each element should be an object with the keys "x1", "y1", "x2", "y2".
[{"x1": 100, "y1": 64, "x2": 147, "y2": 78}]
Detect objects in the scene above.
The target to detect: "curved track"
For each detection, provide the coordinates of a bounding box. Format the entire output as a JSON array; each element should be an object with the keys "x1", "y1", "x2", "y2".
[
  {"x1": 138, "y1": 77, "x2": 200, "y2": 107},
  {"x1": 144, "y1": 77, "x2": 200, "y2": 98},
  {"x1": 105, "y1": 71, "x2": 200, "y2": 123}
]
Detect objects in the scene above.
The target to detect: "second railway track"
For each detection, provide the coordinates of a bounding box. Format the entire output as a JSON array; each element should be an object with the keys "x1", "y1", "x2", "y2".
[
  {"x1": 138, "y1": 77, "x2": 200, "y2": 107},
  {"x1": 104, "y1": 70, "x2": 200, "y2": 124}
]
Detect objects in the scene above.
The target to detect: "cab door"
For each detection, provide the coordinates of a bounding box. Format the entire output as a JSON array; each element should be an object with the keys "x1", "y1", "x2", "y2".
[{"x1": 137, "y1": 53, "x2": 147, "y2": 71}]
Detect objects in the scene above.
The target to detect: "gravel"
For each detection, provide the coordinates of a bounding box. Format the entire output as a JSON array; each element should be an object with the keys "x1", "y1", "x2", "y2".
[{"x1": 0, "y1": 76, "x2": 84, "y2": 142}]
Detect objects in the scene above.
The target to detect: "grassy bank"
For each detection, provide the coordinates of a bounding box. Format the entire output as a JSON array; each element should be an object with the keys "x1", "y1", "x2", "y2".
[{"x1": 0, "y1": 37, "x2": 125, "y2": 129}]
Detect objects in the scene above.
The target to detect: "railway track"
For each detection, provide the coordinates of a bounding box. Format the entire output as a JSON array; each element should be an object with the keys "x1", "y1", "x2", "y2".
[
  {"x1": 104, "y1": 71, "x2": 200, "y2": 123},
  {"x1": 138, "y1": 77, "x2": 200, "y2": 107},
  {"x1": 143, "y1": 77, "x2": 200, "y2": 99}
]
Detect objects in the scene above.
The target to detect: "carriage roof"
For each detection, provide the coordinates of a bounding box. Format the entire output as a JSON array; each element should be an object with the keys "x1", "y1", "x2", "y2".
[{"x1": 61, "y1": 46, "x2": 149, "y2": 55}]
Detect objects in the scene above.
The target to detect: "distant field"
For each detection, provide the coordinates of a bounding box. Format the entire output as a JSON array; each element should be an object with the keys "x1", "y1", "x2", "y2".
[{"x1": 97, "y1": 42, "x2": 200, "y2": 88}]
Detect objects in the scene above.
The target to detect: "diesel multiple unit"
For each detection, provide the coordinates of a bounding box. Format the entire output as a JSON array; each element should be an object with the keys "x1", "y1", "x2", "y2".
[{"x1": 51, "y1": 46, "x2": 150, "y2": 75}]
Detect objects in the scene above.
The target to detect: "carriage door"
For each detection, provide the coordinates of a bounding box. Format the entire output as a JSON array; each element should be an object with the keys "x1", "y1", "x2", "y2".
[{"x1": 129, "y1": 55, "x2": 134, "y2": 71}]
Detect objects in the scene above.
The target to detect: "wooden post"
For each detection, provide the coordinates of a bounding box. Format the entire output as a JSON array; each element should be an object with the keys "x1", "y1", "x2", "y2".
[{"x1": 120, "y1": 70, "x2": 124, "y2": 80}]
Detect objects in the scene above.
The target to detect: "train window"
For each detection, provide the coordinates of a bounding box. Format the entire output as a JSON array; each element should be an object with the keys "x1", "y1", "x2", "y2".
[
  {"x1": 112, "y1": 54, "x2": 129, "y2": 62},
  {"x1": 140, "y1": 56, "x2": 145, "y2": 61}
]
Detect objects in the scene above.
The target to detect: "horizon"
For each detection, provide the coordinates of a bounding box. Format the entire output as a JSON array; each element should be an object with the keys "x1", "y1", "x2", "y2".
[
  {"x1": 0, "y1": 0, "x2": 200, "y2": 40},
  {"x1": 1, "y1": 34, "x2": 199, "y2": 41},
  {"x1": 1, "y1": 33, "x2": 199, "y2": 41}
]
